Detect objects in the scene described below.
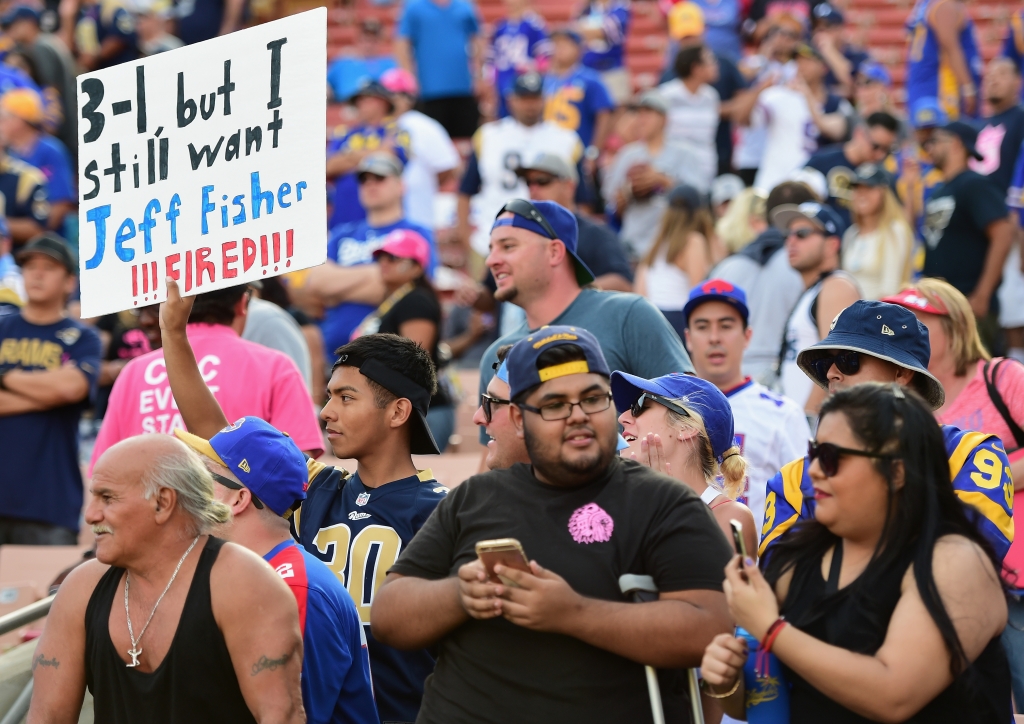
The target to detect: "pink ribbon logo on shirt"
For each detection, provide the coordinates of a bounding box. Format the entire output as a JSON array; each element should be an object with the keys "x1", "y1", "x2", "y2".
[{"x1": 568, "y1": 503, "x2": 614, "y2": 544}]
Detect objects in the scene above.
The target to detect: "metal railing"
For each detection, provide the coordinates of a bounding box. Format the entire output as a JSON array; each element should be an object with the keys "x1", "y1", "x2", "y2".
[{"x1": 0, "y1": 595, "x2": 55, "y2": 724}]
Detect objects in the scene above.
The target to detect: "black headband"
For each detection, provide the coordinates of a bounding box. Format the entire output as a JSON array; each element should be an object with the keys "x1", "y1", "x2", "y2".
[{"x1": 335, "y1": 354, "x2": 431, "y2": 414}]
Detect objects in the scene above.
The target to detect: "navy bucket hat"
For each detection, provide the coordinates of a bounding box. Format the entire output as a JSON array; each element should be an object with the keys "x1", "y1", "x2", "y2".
[{"x1": 796, "y1": 300, "x2": 945, "y2": 409}]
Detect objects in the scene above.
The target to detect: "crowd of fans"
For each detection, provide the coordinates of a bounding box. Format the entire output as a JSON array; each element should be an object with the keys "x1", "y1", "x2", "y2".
[{"x1": 2, "y1": 0, "x2": 1024, "y2": 721}]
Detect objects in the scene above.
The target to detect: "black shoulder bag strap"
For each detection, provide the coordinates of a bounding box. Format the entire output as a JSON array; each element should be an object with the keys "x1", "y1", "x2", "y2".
[{"x1": 983, "y1": 359, "x2": 1024, "y2": 450}]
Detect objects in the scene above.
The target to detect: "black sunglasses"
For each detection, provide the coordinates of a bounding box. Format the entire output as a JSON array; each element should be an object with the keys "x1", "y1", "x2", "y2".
[
  {"x1": 630, "y1": 392, "x2": 690, "y2": 420},
  {"x1": 480, "y1": 392, "x2": 510, "y2": 424},
  {"x1": 808, "y1": 440, "x2": 895, "y2": 478},
  {"x1": 211, "y1": 472, "x2": 264, "y2": 509},
  {"x1": 497, "y1": 198, "x2": 558, "y2": 240},
  {"x1": 357, "y1": 172, "x2": 387, "y2": 185},
  {"x1": 788, "y1": 227, "x2": 819, "y2": 240},
  {"x1": 809, "y1": 350, "x2": 861, "y2": 385},
  {"x1": 525, "y1": 175, "x2": 557, "y2": 187}
]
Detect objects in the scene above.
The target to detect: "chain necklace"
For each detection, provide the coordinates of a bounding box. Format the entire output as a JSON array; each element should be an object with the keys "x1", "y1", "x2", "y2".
[{"x1": 123, "y1": 536, "x2": 200, "y2": 668}]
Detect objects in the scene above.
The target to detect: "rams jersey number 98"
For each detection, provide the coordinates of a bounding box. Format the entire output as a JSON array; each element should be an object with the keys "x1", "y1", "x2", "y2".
[
  {"x1": 759, "y1": 426, "x2": 1013, "y2": 560},
  {"x1": 295, "y1": 459, "x2": 448, "y2": 724}
]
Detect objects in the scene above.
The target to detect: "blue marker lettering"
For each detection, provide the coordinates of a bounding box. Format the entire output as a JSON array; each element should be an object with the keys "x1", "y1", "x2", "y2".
[
  {"x1": 84, "y1": 205, "x2": 111, "y2": 270},
  {"x1": 201, "y1": 185, "x2": 216, "y2": 235},
  {"x1": 140, "y1": 199, "x2": 161, "y2": 253},
  {"x1": 115, "y1": 218, "x2": 136, "y2": 262},
  {"x1": 166, "y1": 193, "x2": 181, "y2": 245}
]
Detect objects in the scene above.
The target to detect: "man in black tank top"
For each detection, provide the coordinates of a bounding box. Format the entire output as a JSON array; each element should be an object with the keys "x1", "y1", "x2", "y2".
[{"x1": 26, "y1": 434, "x2": 305, "y2": 724}]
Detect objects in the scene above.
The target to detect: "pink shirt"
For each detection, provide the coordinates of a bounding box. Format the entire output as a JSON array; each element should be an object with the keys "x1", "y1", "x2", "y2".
[
  {"x1": 91, "y1": 324, "x2": 323, "y2": 472},
  {"x1": 937, "y1": 358, "x2": 1024, "y2": 463}
]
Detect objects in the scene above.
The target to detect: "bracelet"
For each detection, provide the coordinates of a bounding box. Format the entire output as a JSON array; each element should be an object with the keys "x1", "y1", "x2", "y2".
[
  {"x1": 755, "y1": 617, "x2": 788, "y2": 679},
  {"x1": 760, "y1": 616, "x2": 787, "y2": 649},
  {"x1": 701, "y1": 677, "x2": 740, "y2": 699}
]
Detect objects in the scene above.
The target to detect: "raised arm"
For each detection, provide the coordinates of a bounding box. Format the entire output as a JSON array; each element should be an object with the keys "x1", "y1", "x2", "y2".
[
  {"x1": 159, "y1": 278, "x2": 230, "y2": 439},
  {"x1": 931, "y1": 2, "x2": 976, "y2": 115},
  {"x1": 26, "y1": 561, "x2": 108, "y2": 724},
  {"x1": 212, "y1": 543, "x2": 305, "y2": 724}
]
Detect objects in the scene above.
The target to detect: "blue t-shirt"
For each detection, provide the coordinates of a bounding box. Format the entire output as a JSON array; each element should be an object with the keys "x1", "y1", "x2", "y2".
[
  {"x1": 397, "y1": 0, "x2": 479, "y2": 100},
  {"x1": 327, "y1": 56, "x2": 399, "y2": 103},
  {"x1": 905, "y1": 0, "x2": 982, "y2": 119},
  {"x1": 321, "y1": 218, "x2": 435, "y2": 360},
  {"x1": 488, "y1": 14, "x2": 550, "y2": 117},
  {"x1": 1009, "y1": 139, "x2": 1024, "y2": 226},
  {"x1": 295, "y1": 466, "x2": 449, "y2": 724},
  {"x1": 0, "y1": 314, "x2": 100, "y2": 531},
  {"x1": 8, "y1": 135, "x2": 75, "y2": 204},
  {"x1": 692, "y1": 0, "x2": 742, "y2": 62},
  {"x1": 326, "y1": 123, "x2": 410, "y2": 228},
  {"x1": 0, "y1": 66, "x2": 39, "y2": 95},
  {"x1": 1003, "y1": 11, "x2": 1024, "y2": 102},
  {"x1": 578, "y1": 0, "x2": 630, "y2": 72},
  {"x1": 0, "y1": 156, "x2": 50, "y2": 228},
  {"x1": 264, "y1": 540, "x2": 379, "y2": 724},
  {"x1": 175, "y1": 0, "x2": 228, "y2": 46},
  {"x1": 543, "y1": 65, "x2": 614, "y2": 147}
]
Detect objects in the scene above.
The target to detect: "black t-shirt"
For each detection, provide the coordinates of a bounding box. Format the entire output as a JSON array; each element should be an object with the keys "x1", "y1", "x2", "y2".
[
  {"x1": 389, "y1": 457, "x2": 732, "y2": 724},
  {"x1": 376, "y1": 285, "x2": 451, "y2": 407},
  {"x1": 922, "y1": 170, "x2": 1008, "y2": 300},
  {"x1": 974, "y1": 105, "x2": 1024, "y2": 193}
]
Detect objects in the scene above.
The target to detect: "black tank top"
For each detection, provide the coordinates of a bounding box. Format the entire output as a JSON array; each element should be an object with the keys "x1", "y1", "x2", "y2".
[
  {"x1": 780, "y1": 540, "x2": 1011, "y2": 723},
  {"x1": 85, "y1": 536, "x2": 257, "y2": 724}
]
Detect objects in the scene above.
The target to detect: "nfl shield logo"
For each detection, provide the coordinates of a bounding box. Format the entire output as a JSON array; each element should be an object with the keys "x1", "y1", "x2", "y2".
[{"x1": 355, "y1": 493, "x2": 371, "y2": 507}]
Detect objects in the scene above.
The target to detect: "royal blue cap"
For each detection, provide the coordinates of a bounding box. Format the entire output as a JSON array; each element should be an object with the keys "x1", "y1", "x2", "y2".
[
  {"x1": 492, "y1": 199, "x2": 594, "y2": 285},
  {"x1": 796, "y1": 300, "x2": 945, "y2": 409},
  {"x1": 610, "y1": 372, "x2": 736, "y2": 463},
  {"x1": 909, "y1": 97, "x2": 947, "y2": 129},
  {"x1": 857, "y1": 61, "x2": 891, "y2": 87},
  {"x1": 683, "y1": 278, "x2": 750, "y2": 325},
  {"x1": 0, "y1": 5, "x2": 40, "y2": 28},
  {"x1": 507, "y1": 325, "x2": 610, "y2": 400},
  {"x1": 174, "y1": 417, "x2": 308, "y2": 517},
  {"x1": 771, "y1": 200, "x2": 847, "y2": 239}
]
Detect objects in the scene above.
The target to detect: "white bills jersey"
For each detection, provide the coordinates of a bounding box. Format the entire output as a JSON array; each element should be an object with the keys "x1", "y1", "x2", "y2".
[
  {"x1": 724, "y1": 378, "x2": 811, "y2": 531},
  {"x1": 469, "y1": 117, "x2": 583, "y2": 255}
]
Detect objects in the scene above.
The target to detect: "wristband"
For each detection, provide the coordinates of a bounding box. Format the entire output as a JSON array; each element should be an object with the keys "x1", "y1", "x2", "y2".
[
  {"x1": 755, "y1": 617, "x2": 788, "y2": 678},
  {"x1": 701, "y1": 677, "x2": 740, "y2": 698}
]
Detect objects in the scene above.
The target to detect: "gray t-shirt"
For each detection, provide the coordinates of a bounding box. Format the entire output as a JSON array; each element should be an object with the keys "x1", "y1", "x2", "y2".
[
  {"x1": 477, "y1": 288, "x2": 693, "y2": 443},
  {"x1": 603, "y1": 140, "x2": 705, "y2": 259},
  {"x1": 712, "y1": 247, "x2": 803, "y2": 381},
  {"x1": 242, "y1": 298, "x2": 312, "y2": 391}
]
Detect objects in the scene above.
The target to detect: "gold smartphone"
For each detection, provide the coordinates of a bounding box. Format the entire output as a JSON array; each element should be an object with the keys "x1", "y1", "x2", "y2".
[
  {"x1": 730, "y1": 520, "x2": 748, "y2": 559},
  {"x1": 475, "y1": 538, "x2": 530, "y2": 587}
]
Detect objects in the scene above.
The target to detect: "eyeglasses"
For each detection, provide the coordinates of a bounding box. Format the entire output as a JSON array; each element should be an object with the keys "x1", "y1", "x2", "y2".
[
  {"x1": 518, "y1": 392, "x2": 613, "y2": 421},
  {"x1": 808, "y1": 350, "x2": 861, "y2": 385},
  {"x1": 807, "y1": 440, "x2": 895, "y2": 477},
  {"x1": 357, "y1": 172, "x2": 387, "y2": 185},
  {"x1": 870, "y1": 140, "x2": 897, "y2": 154},
  {"x1": 629, "y1": 392, "x2": 691, "y2": 420},
  {"x1": 480, "y1": 392, "x2": 511, "y2": 424},
  {"x1": 788, "y1": 227, "x2": 819, "y2": 239},
  {"x1": 525, "y1": 175, "x2": 557, "y2": 188},
  {"x1": 211, "y1": 472, "x2": 265, "y2": 509},
  {"x1": 497, "y1": 198, "x2": 558, "y2": 240}
]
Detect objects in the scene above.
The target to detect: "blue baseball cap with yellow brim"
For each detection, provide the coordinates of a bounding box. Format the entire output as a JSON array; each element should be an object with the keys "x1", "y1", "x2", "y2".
[
  {"x1": 507, "y1": 325, "x2": 610, "y2": 400},
  {"x1": 174, "y1": 417, "x2": 308, "y2": 518}
]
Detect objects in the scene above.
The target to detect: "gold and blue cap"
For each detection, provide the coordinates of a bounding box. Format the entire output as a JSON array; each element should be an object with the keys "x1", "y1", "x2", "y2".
[
  {"x1": 507, "y1": 325, "x2": 610, "y2": 399},
  {"x1": 174, "y1": 417, "x2": 308, "y2": 517}
]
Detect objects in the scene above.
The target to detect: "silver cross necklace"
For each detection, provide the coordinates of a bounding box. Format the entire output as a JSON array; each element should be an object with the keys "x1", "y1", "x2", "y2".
[{"x1": 123, "y1": 536, "x2": 200, "y2": 668}]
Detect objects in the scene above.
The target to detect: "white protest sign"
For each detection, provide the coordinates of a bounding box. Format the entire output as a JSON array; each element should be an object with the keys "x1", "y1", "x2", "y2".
[{"x1": 76, "y1": 9, "x2": 327, "y2": 318}]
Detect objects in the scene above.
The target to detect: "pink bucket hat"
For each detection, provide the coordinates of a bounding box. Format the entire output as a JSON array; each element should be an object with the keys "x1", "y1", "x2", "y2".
[
  {"x1": 381, "y1": 68, "x2": 418, "y2": 97},
  {"x1": 373, "y1": 229, "x2": 430, "y2": 269}
]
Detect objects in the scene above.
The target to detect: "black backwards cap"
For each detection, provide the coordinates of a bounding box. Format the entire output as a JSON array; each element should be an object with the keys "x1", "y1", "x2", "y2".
[{"x1": 334, "y1": 352, "x2": 441, "y2": 455}]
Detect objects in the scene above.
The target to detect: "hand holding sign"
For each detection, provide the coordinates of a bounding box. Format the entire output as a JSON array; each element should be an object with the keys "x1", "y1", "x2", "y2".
[{"x1": 77, "y1": 9, "x2": 327, "y2": 318}]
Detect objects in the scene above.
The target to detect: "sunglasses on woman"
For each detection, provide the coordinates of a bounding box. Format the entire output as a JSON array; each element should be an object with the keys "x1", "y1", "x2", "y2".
[
  {"x1": 808, "y1": 350, "x2": 861, "y2": 385},
  {"x1": 480, "y1": 393, "x2": 510, "y2": 424},
  {"x1": 630, "y1": 392, "x2": 690, "y2": 420},
  {"x1": 807, "y1": 440, "x2": 895, "y2": 478}
]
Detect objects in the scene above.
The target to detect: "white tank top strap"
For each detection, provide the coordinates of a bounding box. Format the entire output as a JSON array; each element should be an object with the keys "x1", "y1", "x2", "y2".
[{"x1": 700, "y1": 486, "x2": 721, "y2": 507}]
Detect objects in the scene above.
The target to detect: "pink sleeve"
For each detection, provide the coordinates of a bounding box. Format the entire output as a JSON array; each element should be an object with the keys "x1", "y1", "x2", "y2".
[
  {"x1": 90, "y1": 368, "x2": 130, "y2": 475},
  {"x1": 997, "y1": 360, "x2": 1024, "y2": 459},
  {"x1": 267, "y1": 356, "x2": 325, "y2": 458}
]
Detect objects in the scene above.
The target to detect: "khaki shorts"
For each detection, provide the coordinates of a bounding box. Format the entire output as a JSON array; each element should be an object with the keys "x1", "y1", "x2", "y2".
[{"x1": 600, "y1": 67, "x2": 632, "y2": 106}]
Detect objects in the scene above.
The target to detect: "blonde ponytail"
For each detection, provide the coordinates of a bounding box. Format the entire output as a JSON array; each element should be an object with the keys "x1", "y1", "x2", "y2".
[{"x1": 718, "y1": 446, "x2": 748, "y2": 500}]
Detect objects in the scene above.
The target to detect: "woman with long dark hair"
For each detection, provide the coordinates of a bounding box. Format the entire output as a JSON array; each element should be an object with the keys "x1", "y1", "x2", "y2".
[{"x1": 701, "y1": 383, "x2": 1010, "y2": 722}]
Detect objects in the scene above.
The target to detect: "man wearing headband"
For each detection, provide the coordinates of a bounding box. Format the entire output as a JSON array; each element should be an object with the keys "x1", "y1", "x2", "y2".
[
  {"x1": 759, "y1": 300, "x2": 1013, "y2": 562},
  {"x1": 477, "y1": 198, "x2": 692, "y2": 452},
  {"x1": 374, "y1": 325, "x2": 732, "y2": 721},
  {"x1": 158, "y1": 281, "x2": 447, "y2": 724},
  {"x1": 174, "y1": 419, "x2": 379, "y2": 724}
]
